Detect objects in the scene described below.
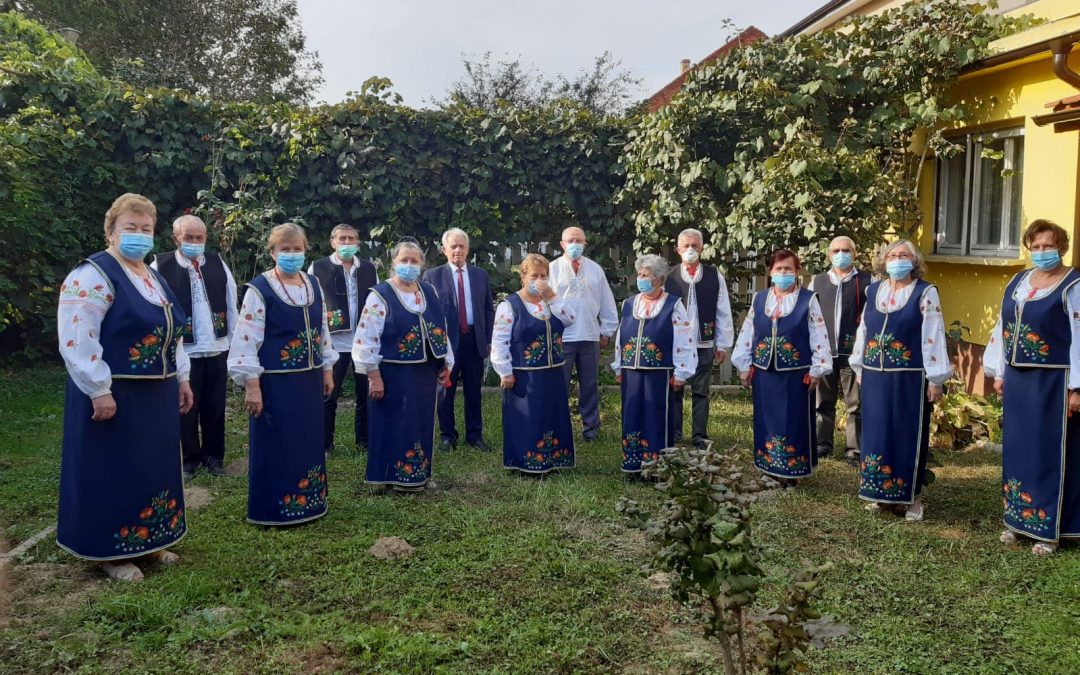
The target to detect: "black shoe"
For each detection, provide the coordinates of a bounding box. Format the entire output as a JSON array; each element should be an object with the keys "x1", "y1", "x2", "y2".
[
  {"x1": 182, "y1": 468, "x2": 195, "y2": 481},
  {"x1": 205, "y1": 463, "x2": 227, "y2": 477},
  {"x1": 844, "y1": 449, "x2": 861, "y2": 467},
  {"x1": 817, "y1": 445, "x2": 833, "y2": 459},
  {"x1": 583, "y1": 431, "x2": 598, "y2": 442},
  {"x1": 468, "y1": 439, "x2": 493, "y2": 453},
  {"x1": 439, "y1": 438, "x2": 455, "y2": 453},
  {"x1": 692, "y1": 438, "x2": 708, "y2": 450}
]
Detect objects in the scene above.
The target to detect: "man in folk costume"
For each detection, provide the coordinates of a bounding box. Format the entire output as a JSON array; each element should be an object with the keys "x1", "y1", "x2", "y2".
[
  {"x1": 152, "y1": 214, "x2": 238, "y2": 479},
  {"x1": 548, "y1": 225, "x2": 619, "y2": 442},
  {"x1": 424, "y1": 228, "x2": 496, "y2": 452},
  {"x1": 664, "y1": 228, "x2": 734, "y2": 449},
  {"x1": 308, "y1": 223, "x2": 378, "y2": 454},
  {"x1": 808, "y1": 235, "x2": 871, "y2": 465}
]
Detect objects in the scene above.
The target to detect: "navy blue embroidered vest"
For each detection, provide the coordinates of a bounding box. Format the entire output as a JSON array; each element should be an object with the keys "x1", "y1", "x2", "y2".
[
  {"x1": 665, "y1": 264, "x2": 721, "y2": 343},
  {"x1": 1001, "y1": 268, "x2": 1080, "y2": 369},
  {"x1": 249, "y1": 273, "x2": 324, "y2": 374},
  {"x1": 373, "y1": 281, "x2": 450, "y2": 364},
  {"x1": 861, "y1": 280, "x2": 929, "y2": 372},
  {"x1": 311, "y1": 256, "x2": 378, "y2": 334},
  {"x1": 507, "y1": 293, "x2": 565, "y2": 370},
  {"x1": 155, "y1": 251, "x2": 230, "y2": 343},
  {"x1": 619, "y1": 293, "x2": 677, "y2": 370},
  {"x1": 750, "y1": 288, "x2": 814, "y2": 371},
  {"x1": 85, "y1": 251, "x2": 187, "y2": 379}
]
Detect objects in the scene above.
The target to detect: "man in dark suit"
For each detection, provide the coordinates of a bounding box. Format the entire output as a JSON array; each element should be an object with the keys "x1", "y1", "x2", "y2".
[{"x1": 423, "y1": 228, "x2": 495, "y2": 452}]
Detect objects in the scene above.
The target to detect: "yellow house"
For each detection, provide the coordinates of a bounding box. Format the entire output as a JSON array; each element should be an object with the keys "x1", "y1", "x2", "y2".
[{"x1": 784, "y1": 0, "x2": 1080, "y2": 392}]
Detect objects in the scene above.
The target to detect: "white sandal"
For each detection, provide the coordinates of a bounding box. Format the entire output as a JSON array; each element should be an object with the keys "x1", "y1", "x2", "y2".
[
  {"x1": 904, "y1": 502, "x2": 925, "y2": 522},
  {"x1": 999, "y1": 530, "x2": 1017, "y2": 545},
  {"x1": 148, "y1": 549, "x2": 180, "y2": 565},
  {"x1": 101, "y1": 562, "x2": 144, "y2": 582},
  {"x1": 1031, "y1": 542, "x2": 1057, "y2": 556},
  {"x1": 864, "y1": 502, "x2": 881, "y2": 512}
]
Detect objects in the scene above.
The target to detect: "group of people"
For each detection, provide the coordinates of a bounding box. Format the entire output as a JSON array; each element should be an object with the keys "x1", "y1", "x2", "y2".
[{"x1": 55, "y1": 193, "x2": 1076, "y2": 581}]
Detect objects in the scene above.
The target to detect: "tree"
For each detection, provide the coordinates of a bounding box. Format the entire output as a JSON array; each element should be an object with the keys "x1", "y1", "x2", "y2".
[
  {"x1": 437, "y1": 50, "x2": 641, "y2": 116},
  {"x1": 6, "y1": 0, "x2": 322, "y2": 103}
]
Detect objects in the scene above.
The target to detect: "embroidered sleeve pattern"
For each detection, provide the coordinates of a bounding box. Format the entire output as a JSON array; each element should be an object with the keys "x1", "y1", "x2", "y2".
[
  {"x1": 57, "y1": 264, "x2": 115, "y2": 398},
  {"x1": 491, "y1": 301, "x2": 515, "y2": 378},
  {"x1": 227, "y1": 288, "x2": 267, "y2": 385}
]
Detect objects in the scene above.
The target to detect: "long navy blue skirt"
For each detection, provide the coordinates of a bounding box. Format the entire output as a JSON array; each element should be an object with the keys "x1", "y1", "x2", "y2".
[
  {"x1": 859, "y1": 369, "x2": 929, "y2": 504},
  {"x1": 248, "y1": 368, "x2": 327, "y2": 525},
  {"x1": 366, "y1": 362, "x2": 436, "y2": 488},
  {"x1": 58, "y1": 377, "x2": 186, "y2": 560},
  {"x1": 1002, "y1": 365, "x2": 1080, "y2": 542},
  {"x1": 752, "y1": 368, "x2": 816, "y2": 479},
  {"x1": 620, "y1": 369, "x2": 675, "y2": 473},
  {"x1": 502, "y1": 368, "x2": 575, "y2": 474}
]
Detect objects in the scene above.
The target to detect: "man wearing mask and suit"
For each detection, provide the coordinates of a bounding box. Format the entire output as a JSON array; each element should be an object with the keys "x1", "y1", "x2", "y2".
[{"x1": 424, "y1": 228, "x2": 496, "y2": 452}]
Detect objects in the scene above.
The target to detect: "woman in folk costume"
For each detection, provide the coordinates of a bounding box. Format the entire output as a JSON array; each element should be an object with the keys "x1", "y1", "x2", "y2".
[
  {"x1": 492, "y1": 254, "x2": 578, "y2": 475},
  {"x1": 56, "y1": 193, "x2": 194, "y2": 582},
  {"x1": 850, "y1": 240, "x2": 950, "y2": 522},
  {"x1": 227, "y1": 223, "x2": 337, "y2": 526},
  {"x1": 732, "y1": 249, "x2": 832, "y2": 487},
  {"x1": 611, "y1": 254, "x2": 697, "y2": 474},
  {"x1": 352, "y1": 240, "x2": 453, "y2": 493},
  {"x1": 985, "y1": 220, "x2": 1080, "y2": 555}
]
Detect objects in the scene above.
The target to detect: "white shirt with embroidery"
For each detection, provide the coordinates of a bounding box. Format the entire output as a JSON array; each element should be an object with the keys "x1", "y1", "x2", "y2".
[
  {"x1": 676, "y1": 264, "x2": 735, "y2": 352},
  {"x1": 849, "y1": 282, "x2": 952, "y2": 385},
  {"x1": 226, "y1": 271, "x2": 338, "y2": 385},
  {"x1": 983, "y1": 270, "x2": 1080, "y2": 388},
  {"x1": 307, "y1": 253, "x2": 380, "y2": 354},
  {"x1": 150, "y1": 250, "x2": 238, "y2": 358},
  {"x1": 731, "y1": 290, "x2": 833, "y2": 379},
  {"x1": 351, "y1": 283, "x2": 456, "y2": 373},
  {"x1": 57, "y1": 259, "x2": 191, "y2": 399},
  {"x1": 490, "y1": 295, "x2": 576, "y2": 378},
  {"x1": 548, "y1": 255, "x2": 619, "y2": 342},
  {"x1": 807, "y1": 267, "x2": 865, "y2": 355},
  {"x1": 610, "y1": 292, "x2": 698, "y2": 381}
]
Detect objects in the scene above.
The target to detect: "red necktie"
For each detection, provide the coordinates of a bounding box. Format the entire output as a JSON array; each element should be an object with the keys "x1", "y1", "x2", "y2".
[
  {"x1": 192, "y1": 258, "x2": 202, "y2": 278},
  {"x1": 686, "y1": 263, "x2": 698, "y2": 278},
  {"x1": 456, "y1": 267, "x2": 468, "y2": 333},
  {"x1": 571, "y1": 260, "x2": 581, "y2": 275}
]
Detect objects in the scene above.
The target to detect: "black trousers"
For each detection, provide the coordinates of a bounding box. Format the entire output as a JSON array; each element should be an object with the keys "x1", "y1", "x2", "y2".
[
  {"x1": 181, "y1": 352, "x2": 228, "y2": 470},
  {"x1": 674, "y1": 346, "x2": 714, "y2": 443},
  {"x1": 324, "y1": 352, "x2": 369, "y2": 451},
  {"x1": 438, "y1": 333, "x2": 484, "y2": 444}
]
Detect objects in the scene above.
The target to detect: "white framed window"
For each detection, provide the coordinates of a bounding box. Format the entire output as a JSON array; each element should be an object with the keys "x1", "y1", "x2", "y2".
[{"x1": 934, "y1": 126, "x2": 1025, "y2": 258}]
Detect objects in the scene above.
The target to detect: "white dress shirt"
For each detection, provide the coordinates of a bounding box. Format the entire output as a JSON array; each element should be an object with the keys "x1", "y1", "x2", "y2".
[
  {"x1": 58, "y1": 260, "x2": 191, "y2": 398},
  {"x1": 548, "y1": 255, "x2": 619, "y2": 342},
  {"x1": 808, "y1": 267, "x2": 863, "y2": 355},
  {"x1": 151, "y1": 250, "x2": 238, "y2": 358},
  {"x1": 676, "y1": 264, "x2": 735, "y2": 351},
  {"x1": 984, "y1": 269, "x2": 1080, "y2": 389},
  {"x1": 610, "y1": 292, "x2": 698, "y2": 382},
  {"x1": 351, "y1": 285, "x2": 456, "y2": 373},
  {"x1": 731, "y1": 290, "x2": 833, "y2": 379},
  {"x1": 307, "y1": 253, "x2": 380, "y2": 354},
  {"x1": 448, "y1": 262, "x2": 474, "y2": 326},
  {"x1": 491, "y1": 296, "x2": 577, "y2": 377},
  {"x1": 849, "y1": 282, "x2": 952, "y2": 386}
]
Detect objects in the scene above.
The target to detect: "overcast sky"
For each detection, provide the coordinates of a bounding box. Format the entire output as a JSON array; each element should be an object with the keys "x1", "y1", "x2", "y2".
[{"x1": 296, "y1": 0, "x2": 818, "y2": 107}]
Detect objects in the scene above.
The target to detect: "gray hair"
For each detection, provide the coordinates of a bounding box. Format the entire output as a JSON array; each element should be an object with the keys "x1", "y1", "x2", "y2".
[
  {"x1": 634, "y1": 254, "x2": 670, "y2": 281},
  {"x1": 390, "y1": 240, "x2": 426, "y2": 265},
  {"x1": 873, "y1": 239, "x2": 928, "y2": 279},
  {"x1": 829, "y1": 235, "x2": 856, "y2": 252},
  {"x1": 171, "y1": 214, "x2": 205, "y2": 237},
  {"x1": 677, "y1": 228, "x2": 704, "y2": 244},
  {"x1": 441, "y1": 228, "x2": 469, "y2": 247},
  {"x1": 330, "y1": 223, "x2": 359, "y2": 239}
]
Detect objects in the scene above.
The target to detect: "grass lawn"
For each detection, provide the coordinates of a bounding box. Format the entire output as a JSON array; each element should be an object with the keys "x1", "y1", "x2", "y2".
[{"x1": 0, "y1": 365, "x2": 1077, "y2": 674}]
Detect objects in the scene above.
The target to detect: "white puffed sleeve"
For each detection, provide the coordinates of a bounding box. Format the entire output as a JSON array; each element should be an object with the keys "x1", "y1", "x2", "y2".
[
  {"x1": 849, "y1": 316, "x2": 868, "y2": 380},
  {"x1": 351, "y1": 291, "x2": 387, "y2": 374},
  {"x1": 317, "y1": 298, "x2": 338, "y2": 371},
  {"x1": 57, "y1": 264, "x2": 115, "y2": 398},
  {"x1": 610, "y1": 298, "x2": 628, "y2": 376},
  {"x1": 550, "y1": 297, "x2": 576, "y2": 326},
  {"x1": 714, "y1": 273, "x2": 735, "y2": 353},
  {"x1": 808, "y1": 296, "x2": 833, "y2": 379},
  {"x1": 672, "y1": 299, "x2": 698, "y2": 382},
  {"x1": 227, "y1": 287, "x2": 266, "y2": 385},
  {"x1": 491, "y1": 300, "x2": 515, "y2": 378},
  {"x1": 983, "y1": 314, "x2": 1006, "y2": 382},
  {"x1": 730, "y1": 302, "x2": 757, "y2": 375},
  {"x1": 1068, "y1": 284, "x2": 1080, "y2": 390},
  {"x1": 919, "y1": 287, "x2": 952, "y2": 386}
]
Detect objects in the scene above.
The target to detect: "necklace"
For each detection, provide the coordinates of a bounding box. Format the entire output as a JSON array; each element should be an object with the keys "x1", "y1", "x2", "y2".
[{"x1": 274, "y1": 269, "x2": 308, "y2": 305}]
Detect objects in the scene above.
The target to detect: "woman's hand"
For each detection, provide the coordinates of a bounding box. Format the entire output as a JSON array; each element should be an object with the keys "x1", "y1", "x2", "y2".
[
  {"x1": 927, "y1": 384, "x2": 944, "y2": 403},
  {"x1": 323, "y1": 369, "x2": 335, "y2": 397},
  {"x1": 244, "y1": 379, "x2": 263, "y2": 417},
  {"x1": 500, "y1": 374, "x2": 516, "y2": 390},
  {"x1": 739, "y1": 369, "x2": 754, "y2": 389},
  {"x1": 671, "y1": 378, "x2": 686, "y2": 392},
  {"x1": 993, "y1": 378, "x2": 1004, "y2": 396},
  {"x1": 438, "y1": 367, "x2": 452, "y2": 388},
  {"x1": 178, "y1": 381, "x2": 194, "y2": 414},
  {"x1": 537, "y1": 279, "x2": 556, "y2": 301},
  {"x1": 91, "y1": 393, "x2": 117, "y2": 422},
  {"x1": 368, "y1": 371, "x2": 385, "y2": 401},
  {"x1": 1069, "y1": 391, "x2": 1080, "y2": 415},
  {"x1": 805, "y1": 374, "x2": 820, "y2": 392},
  {"x1": 615, "y1": 373, "x2": 622, "y2": 385}
]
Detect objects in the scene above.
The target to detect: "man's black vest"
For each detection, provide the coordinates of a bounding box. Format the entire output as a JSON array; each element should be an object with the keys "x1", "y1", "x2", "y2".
[
  {"x1": 665, "y1": 264, "x2": 721, "y2": 343},
  {"x1": 812, "y1": 270, "x2": 871, "y2": 357},
  {"x1": 311, "y1": 256, "x2": 378, "y2": 334},
  {"x1": 155, "y1": 251, "x2": 229, "y2": 343}
]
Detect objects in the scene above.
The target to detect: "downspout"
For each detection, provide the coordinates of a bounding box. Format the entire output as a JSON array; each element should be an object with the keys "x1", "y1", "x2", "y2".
[{"x1": 1050, "y1": 38, "x2": 1080, "y2": 91}]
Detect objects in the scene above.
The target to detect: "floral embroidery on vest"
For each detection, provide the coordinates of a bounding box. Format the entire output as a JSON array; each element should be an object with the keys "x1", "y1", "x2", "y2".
[
  {"x1": 622, "y1": 336, "x2": 664, "y2": 367},
  {"x1": 128, "y1": 327, "x2": 166, "y2": 370},
  {"x1": 523, "y1": 334, "x2": 549, "y2": 366},
  {"x1": 1003, "y1": 478, "x2": 1051, "y2": 533},
  {"x1": 859, "y1": 454, "x2": 907, "y2": 499},
  {"x1": 840, "y1": 333, "x2": 856, "y2": 353},
  {"x1": 326, "y1": 308, "x2": 345, "y2": 330},
  {"x1": 702, "y1": 321, "x2": 716, "y2": 341},
  {"x1": 622, "y1": 431, "x2": 659, "y2": 470},
  {"x1": 755, "y1": 434, "x2": 808, "y2": 474},
  {"x1": 113, "y1": 490, "x2": 184, "y2": 553},
  {"x1": 212, "y1": 311, "x2": 227, "y2": 333},
  {"x1": 553, "y1": 334, "x2": 564, "y2": 361},
  {"x1": 279, "y1": 327, "x2": 319, "y2": 367},
  {"x1": 425, "y1": 321, "x2": 448, "y2": 353},
  {"x1": 395, "y1": 443, "x2": 431, "y2": 482},
  {"x1": 865, "y1": 333, "x2": 912, "y2": 367},
  {"x1": 396, "y1": 325, "x2": 423, "y2": 358},
  {"x1": 1003, "y1": 321, "x2": 1049, "y2": 362},
  {"x1": 754, "y1": 337, "x2": 801, "y2": 368},
  {"x1": 279, "y1": 466, "x2": 328, "y2": 517}
]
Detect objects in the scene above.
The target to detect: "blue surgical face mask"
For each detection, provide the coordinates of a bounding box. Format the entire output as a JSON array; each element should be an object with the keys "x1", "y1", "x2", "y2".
[
  {"x1": 276, "y1": 252, "x2": 306, "y2": 274},
  {"x1": 886, "y1": 259, "x2": 914, "y2": 280},
  {"x1": 337, "y1": 244, "x2": 358, "y2": 261},
  {"x1": 395, "y1": 263, "x2": 421, "y2": 282},
  {"x1": 118, "y1": 232, "x2": 154, "y2": 261},
  {"x1": 636, "y1": 278, "x2": 654, "y2": 294},
  {"x1": 771, "y1": 273, "x2": 796, "y2": 290},
  {"x1": 565, "y1": 243, "x2": 584, "y2": 260},
  {"x1": 527, "y1": 282, "x2": 539, "y2": 295},
  {"x1": 180, "y1": 242, "x2": 205, "y2": 259},
  {"x1": 831, "y1": 252, "x2": 853, "y2": 270},
  {"x1": 681, "y1": 248, "x2": 700, "y2": 264},
  {"x1": 1031, "y1": 250, "x2": 1061, "y2": 271}
]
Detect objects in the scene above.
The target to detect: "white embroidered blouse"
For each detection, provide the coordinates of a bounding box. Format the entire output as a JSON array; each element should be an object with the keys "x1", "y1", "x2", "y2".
[
  {"x1": 57, "y1": 258, "x2": 191, "y2": 399},
  {"x1": 351, "y1": 283, "x2": 456, "y2": 373},
  {"x1": 731, "y1": 290, "x2": 833, "y2": 379},
  {"x1": 849, "y1": 281, "x2": 952, "y2": 386},
  {"x1": 490, "y1": 295, "x2": 577, "y2": 378},
  {"x1": 226, "y1": 271, "x2": 338, "y2": 385},
  {"x1": 610, "y1": 292, "x2": 698, "y2": 382}
]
